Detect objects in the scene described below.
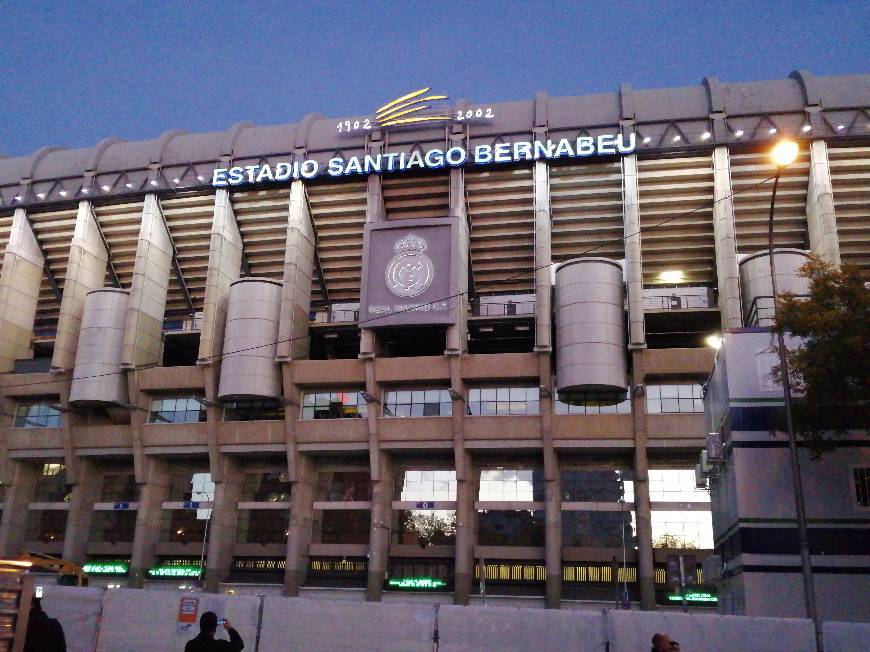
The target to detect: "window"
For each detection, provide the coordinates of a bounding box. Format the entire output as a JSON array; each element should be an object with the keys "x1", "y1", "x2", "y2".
[
  {"x1": 161, "y1": 510, "x2": 207, "y2": 543},
  {"x1": 100, "y1": 474, "x2": 138, "y2": 502},
  {"x1": 223, "y1": 399, "x2": 284, "y2": 421},
  {"x1": 315, "y1": 471, "x2": 371, "y2": 501},
  {"x1": 650, "y1": 511, "x2": 714, "y2": 549},
  {"x1": 467, "y1": 387, "x2": 539, "y2": 416},
  {"x1": 855, "y1": 468, "x2": 870, "y2": 508},
  {"x1": 313, "y1": 510, "x2": 370, "y2": 544},
  {"x1": 383, "y1": 390, "x2": 452, "y2": 417},
  {"x1": 33, "y1": 464, "x2": 69, "y2": 502},
  {"x1": 89, "y1": 511, "x2": 137, "y2": 543},
  {"x1": 148, "y1": 396, "x2": 206, "y2": 424},
  {"x1": 235, "y1": 510, "x2": 289, "y2": 544},
  {"x1": 14, "y1": 401, "x2": 61, "y2": 428},
  {"x1": 562, "y1": 510, "x2": 636, "y2": 548},
  {"x1": 395, "y1": 470, "x2": 456, "y2": 502},
  {"x1": 392, "y1": 510, "x2": 456, "y2": 546},
  {"x1": 477, "y1": 510, "x2": 545, "y2": 546},
  {"x1": 241, "y1": 472, "x2": 290, "y2": 502},
  {"x1": 478, "y1": 469, "x2": 543, "y2": 502},
  {"x1": 645, "y1": 470, "x2": 711, "y2": 503},
  {"x1": 301, "y1": 391, "x2": 367, "y2": 420},
  {"x1": 167, "y1": 470, "x2": 214, "y2": 503},
  {"x1": 561, "y1": 470, "x2": 632, "y2": 502},
  {"x1": 555, "y1": 393, "x2": 631, "y2": 414},
  {"x1": 25, "y1": 510, "x2": 67, "y2": 543},
  {"x1": 646, "y1": 384, "x2": 704, "y2": 414}
]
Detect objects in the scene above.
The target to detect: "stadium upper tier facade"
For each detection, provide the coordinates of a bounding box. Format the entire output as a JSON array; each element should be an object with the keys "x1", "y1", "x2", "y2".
[{"x1": 0, "y1": 71, "x2": 866, "y2": 615}]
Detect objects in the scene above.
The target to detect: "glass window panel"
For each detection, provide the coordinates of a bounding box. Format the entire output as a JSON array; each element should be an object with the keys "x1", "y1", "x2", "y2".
[
  {"x1": 424, "y1": 390, "x2": 440, "y2": 403},
  {"x1": 662, "y1": 399, "x2": 680, "y2": 412},
  {"x1": 496, "y1": 388, "x2": 510, "y2": 401},
  {"x1": 679, "y1": 398, "x2": 695, "y2": 412},
  {"x1": 481, "y1": 388, "x2": 497, "y2": 402},
  {"x1": 678, "y1": 385, "x2": 693, "y2": 398},
  {"x1": 647, "y1": 385, "x2": 660, "y2": 399},
  {"x1": 477, "y1": 510, "x2": 545, "y2": 546},
  {"x1": 660, "y1": 386, "x2": 678, "y2": 398}
]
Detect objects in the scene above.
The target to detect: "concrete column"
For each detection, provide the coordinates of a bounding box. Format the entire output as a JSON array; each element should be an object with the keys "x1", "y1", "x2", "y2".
[
  {"x1": 52, "y1": 201, "x2": 109, "y2": 371},
  {"x1": 359, "y1": 147, "x2": 386, "y2": 360},
  {"x1": 128, "y1": 457, "x2": 169, "y2": 588},
  {"x1": 277, "y1": 180, "x2": 315, "y2": 361},
  {"x1": 0, "y1": 209, "x2": 44, "y2": 372},
  {"x1": 445, "y1": 151, "x2": 469, "y2": 354},
  {"x1": 0, "y1": 461, "x2": 38, "y2": 556},
  {"x1": 284, "y1": 454, "x2": 315, "y2": 596},
  {"x1": 366, "y1": 451, "x2": 392, "y2": 602},
  {"x1": 712, "y1": 147, "x2": 743, "y2": 329},
  {"x1": 540, "y1": 355, "x2": 561, "y2": 608},
  {"x1": 534, "y1": 161, "x2": 553, "y2": 351},
  {"x1": 61, "y1": 459, "x2": 102, "y2": 564},
  {"x1": 204, "y1": 456, "x2": 243, "y2": 592},
  {"x1": 453, "y1": 451, "x2": 475, "y2": 605},
  {"x1": 631, "y1": 350, "x2": 655, "y2": 609},
  {"x1": 122, "y1": 194, "x2": 172, "y2": 369},
  {"x1": 622, "y1": 156, "x2": 646, "y2": 348},
  {"x1": 806, "y1": 140, "x2": 842, "y2": 265},
  {"x1": 197, "y1": 190, "x2": 242, "y2": 363}
]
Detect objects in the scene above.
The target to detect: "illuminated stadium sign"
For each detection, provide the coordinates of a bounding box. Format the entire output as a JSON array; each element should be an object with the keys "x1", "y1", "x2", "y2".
[
  {"x1": 212, "y1": 134, "x2": 634, "y2": 187},
  {"x1": 666, "y1": 591, "x2": 718, "y2": 604},
  {"x1": 388, "y1": 576, "x2": 448, "y2": 590},
  {"x1": 147, "y1": 564, "x2": 202, "y2": 578},
  {"x1": 82, "y1": 561, "x2": 129, "y2": 576}
]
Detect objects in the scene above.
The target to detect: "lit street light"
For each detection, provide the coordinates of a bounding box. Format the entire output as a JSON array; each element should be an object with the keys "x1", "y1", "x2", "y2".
[{"x1": 767, "y1": 139, "x2": 822, "y2": 652}]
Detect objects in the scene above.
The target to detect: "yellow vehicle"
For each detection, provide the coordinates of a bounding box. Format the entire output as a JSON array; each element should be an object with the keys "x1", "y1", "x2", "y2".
[{"x1": 18, "y1": 551, "x2": 88, "y2": 587}]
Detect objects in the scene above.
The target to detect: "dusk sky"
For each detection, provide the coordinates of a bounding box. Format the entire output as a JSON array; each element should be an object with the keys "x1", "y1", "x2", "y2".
[{"x1": 1, "y1": 0, "x2": 867, "y2": 157}]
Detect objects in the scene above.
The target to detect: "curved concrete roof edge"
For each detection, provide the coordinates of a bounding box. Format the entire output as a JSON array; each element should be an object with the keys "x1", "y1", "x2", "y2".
[{"x1": 1, "y1": 71, "x2": 868, "y2": 189}]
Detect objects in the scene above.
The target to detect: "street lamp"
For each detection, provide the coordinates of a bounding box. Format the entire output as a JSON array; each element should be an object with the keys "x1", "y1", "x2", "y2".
[{"x1": 767, "y1": 139, "x2": 822, "y2": 652}]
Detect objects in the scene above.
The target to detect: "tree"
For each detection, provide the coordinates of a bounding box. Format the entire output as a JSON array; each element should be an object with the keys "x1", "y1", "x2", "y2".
[
  {"x1": 653, "y1": 534, "x2": 697, "y2": 550},
  {"x1": 772, "y1": 257, "x2": 870, "y2": 456}
]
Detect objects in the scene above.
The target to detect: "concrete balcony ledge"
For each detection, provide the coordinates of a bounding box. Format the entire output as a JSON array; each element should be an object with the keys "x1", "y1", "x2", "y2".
[
  {"x1": 218, "y1": 420, "x2": 285, "y2": 446},
  {"x1": 73, "y1": 424, "x2": 133, "y2": 449},
  {"x1": 137, "y1": 365, "x2": 205, "y2": 392},
  {"x1": 461, "y1": 353, "x2": 539, "y2": 381},
  {"x1": 647, "y1": 413, "x2": 706, "y2": 438},
  {"x1": 309, "y1": 543, "x2": 368, "y2": 557},
  {"x1": 551, "y1": 414, "x2": 634, "y2": 439},
  {"x1": 86, "y1": 542, "x2": 134, "y2": 556},
  {"x1": 292, "y1": 359, "x2": 366, "y2": 386},
  {"x1": 155, "y1": 542, "x2": 206, "y2": 556},
  {"x1": 232, "y1": 543, "x2": 286, "y2": 557},
  {"x1": 375, "y1": 356, "x2": 450, "y2": 383},
  {"x1": 6, "y1": 427, "x2": 64, "y2": 451},
  {"x1": 378, "y1": 416, "x2": 453, "y2": 442},
  {"x1": 141, "y1": 422, "x2": 208, "y2": 447},
  {"x1": 643, "y1": 348, "x2": 715, "y2": 378},
  {"x1": 0, "y1": 372, "x2": 68, "y2": 396},
  {"x1": 464, "y1": 415, "x2": 541, "y2": 440},
  {"x1": 295, "y1": 418, "x2": 368, "y2": 445}
]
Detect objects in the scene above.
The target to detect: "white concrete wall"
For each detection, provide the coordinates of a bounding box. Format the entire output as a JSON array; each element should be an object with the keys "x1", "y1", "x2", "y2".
[{"x1": 41, "y1": 585, "x2": 103, "y2": 652}]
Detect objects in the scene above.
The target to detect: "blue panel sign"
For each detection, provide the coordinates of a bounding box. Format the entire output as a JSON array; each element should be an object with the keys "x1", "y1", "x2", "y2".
[
  {"x1": 113, "y1": 502, "x2": 129, "y2": 510},
  {"x1": 183, "y1": 501, "x2": 200, "y2": 509},
  {"x1": 415, "y1": 501, "x2": 434, "y2": 509}
]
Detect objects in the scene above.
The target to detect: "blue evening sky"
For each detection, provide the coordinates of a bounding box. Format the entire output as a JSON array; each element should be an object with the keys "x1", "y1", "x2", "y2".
[{"x1": 1, "y1": 0, "x2": 867, "y2": 157}]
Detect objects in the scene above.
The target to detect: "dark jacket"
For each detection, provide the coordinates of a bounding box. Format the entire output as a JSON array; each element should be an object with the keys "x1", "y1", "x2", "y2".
[
  {"x1": 24, "y1": 608, "x2": 66, "y2": 652},
  {"x1": 184, "y1": 627, "x2": 244, "y2": 652}
]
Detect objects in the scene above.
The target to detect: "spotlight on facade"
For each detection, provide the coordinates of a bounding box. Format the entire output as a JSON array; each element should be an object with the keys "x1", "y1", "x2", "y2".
[
  {"x1": 36, "y1": 193, "x2": 45, "y2": 199},
  {"x1": 81, "y1": 188, "x2": 89, "y2": 194},
  {"x1": 125, "y1": 183, "x2": 133, "y2": 188},
  {"x1": 102, "y1": 185, "x2": 111, "y2": 192},
  {"x1": 768, "y1": 128, "x2": 778, "y2": 135},
  {"x1": 672, "y1": 135, "x2": 681, "y2": 142},
  {"x1": 734, "y1": 130, "x2": 744, "y2": 138},
  {"x1": 801, "y1": 124, "x2": 812, "y2": 133},
  {"x1": 172, "y1": 178, "x2": 180, "y2": 183},
  {"x1": 836, "y1": 124, "x2": 845, "y2": 130},
  {"x1": 13, "y1": 195, "x2": 22, "y2": 201},
  {"x1": 642, "y1": 136, "x2": 651, "y2": 144},
  {"x1": 658, "y1": 270, "x2": 684, "y2": 283},
  {"x1": 701, "y1": 132, "x2": 711, "y2": 140},
  {"x1": 771, "y1": 140, "x2": 799, "y2": 168},
  {"x1": 149, "y1": 180, "x2": 158, "y2": 186},
  {"x1": 197, "y1": 175, "x2": 205, "y2": 182},
  {"x1": 58, "y1": 190, "x2": 67, "y2": 197},
  {"x1": 705, "y1": 334, "x2": 723, "y2": 350}
]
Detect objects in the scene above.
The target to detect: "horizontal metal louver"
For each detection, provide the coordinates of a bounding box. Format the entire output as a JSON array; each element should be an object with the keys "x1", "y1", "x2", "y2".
[
  {"x1": 28, "y1": 205, "x2": 78, "y2": 320},
  {"x1": 307, "y1": 180, "x2": 367, "y2": 302},
  {"x1": 160, "y1": 192, "x2": 217, "y2": 313},
  {"x1": 0, "y1": 211, "x2": 12, "y2": 261},
  {"x1": 828, "y1": 145, "x2": 870, "y2": 275},
  {"x1": 730, "y1": 148, "x2": 810, "y2": 255},
  {"x1": 638, "y1": 156, "x2": 715, "y2": 284},
  {"x1": 465, "y1": 166, "x2": 535, "y2": 293},
  {"x1": 230, "y1": 188, "x2": 291, "y2": 288},
  {"x1": 383, "y1": 170, "x2": 450, "y2": 221},
  {"x1": 550, "y1": 160, "x2": 625, "y2": 264}
]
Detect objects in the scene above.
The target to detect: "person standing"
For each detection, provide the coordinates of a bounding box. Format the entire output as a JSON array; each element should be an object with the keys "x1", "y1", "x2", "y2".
[
  {"x1": 184, "y1": 611, "x2": 244, "y2": 652},
  {"x1": 24, "y1": 597, "x2": 66, "y2": 652}
]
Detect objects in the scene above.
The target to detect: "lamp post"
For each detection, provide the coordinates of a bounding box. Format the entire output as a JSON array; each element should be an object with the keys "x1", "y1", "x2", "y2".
[{"x1": 767, "y1": 139, "x2": 822, "y2": 652}]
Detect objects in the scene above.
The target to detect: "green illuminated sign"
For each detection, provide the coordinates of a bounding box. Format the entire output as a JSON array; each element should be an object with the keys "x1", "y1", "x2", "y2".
[
  {"x1": 667, "y1": 591, "x2": 718, "y2": 603},
  {"x1": 82, "y1": 562, "x2": 129, "y2": 576},
  {"x1": 388, "y1": 577, "x2": 447, "y2": 590},
  {"x1": 147, "y1": 565, "x2": 202, "y2": 578}
]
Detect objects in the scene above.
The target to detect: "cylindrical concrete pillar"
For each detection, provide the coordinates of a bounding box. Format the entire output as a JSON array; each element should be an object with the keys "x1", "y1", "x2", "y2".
[{"x1": 739, "y1": 249, "x2": 811, "y2": 326}]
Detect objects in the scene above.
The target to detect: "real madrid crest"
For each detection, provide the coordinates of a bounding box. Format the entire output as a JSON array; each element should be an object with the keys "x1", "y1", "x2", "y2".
[{"x1": 385, "y1": 234, "x2": 434, "y2": 298}]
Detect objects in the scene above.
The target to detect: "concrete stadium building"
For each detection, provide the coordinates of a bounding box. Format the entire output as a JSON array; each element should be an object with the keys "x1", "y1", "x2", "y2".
[{"x1": 0, "y1": 71, "x2": 866, "y2": 614}]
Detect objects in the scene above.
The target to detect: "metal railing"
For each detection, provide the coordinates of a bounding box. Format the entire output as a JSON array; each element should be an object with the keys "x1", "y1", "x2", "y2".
[
  {"x1": 643, "y1": 291, "x2": 716, "y2": 311},
  {"x1": 472, "y1": 300, "x2": 536, "y2": 317},
  {"x1": 745, "y1": 294, "x2": 809, "y2": 327}
]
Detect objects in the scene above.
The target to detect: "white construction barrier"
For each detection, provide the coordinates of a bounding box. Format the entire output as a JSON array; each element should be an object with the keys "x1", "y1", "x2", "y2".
[
  {"x1": 606, "y1": 610, "x2": 815, "y2": 652},
  {"x1": 95, "y1": 588, "x2": 261, "y2": 652},
  {"x1": 258, "y1": 596, "x2": 434, "y2": 652},
  {"x1": 823, "y1": 620, "x2": 870, "y2": 652},
  {"x1": 40, "y1": 585, "x2": 104, "y2": 652},
  {"x1": 438, "y1": 605, "x2": 605, "y2": 652}
]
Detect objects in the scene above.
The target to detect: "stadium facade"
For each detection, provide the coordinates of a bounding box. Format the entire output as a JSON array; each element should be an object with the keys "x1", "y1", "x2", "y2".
[{"x1": 0, "y1": 71, "x2": 867, "y2": 616}]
